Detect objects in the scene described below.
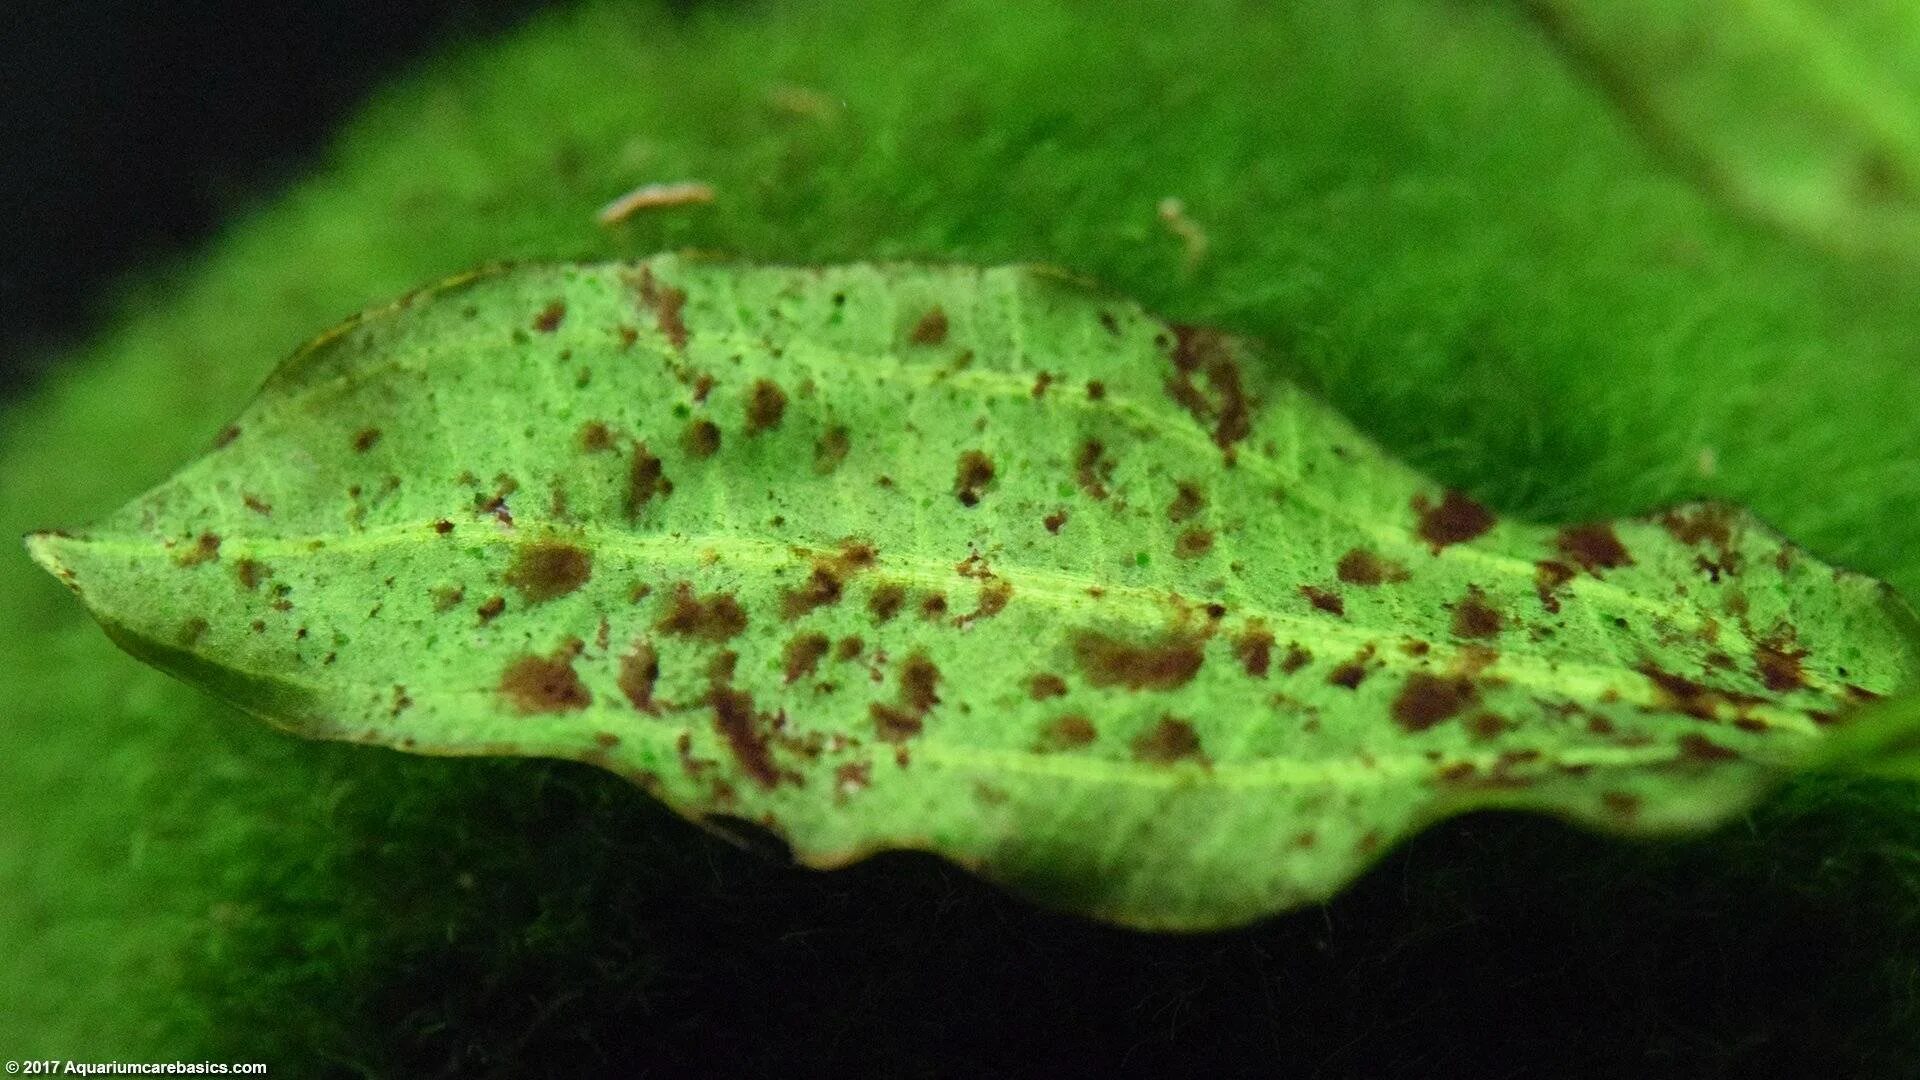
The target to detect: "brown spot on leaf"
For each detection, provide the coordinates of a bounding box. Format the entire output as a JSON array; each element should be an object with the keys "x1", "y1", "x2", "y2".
[
  {"x1": 177, "y1": 617, "x2": 210, "y2": 648},
  {"x1": 1392, "y1": 673, "x2": 1478, "y2": 732},
  {"x1": 242, "y1": 494, "x2": 272, "y2": 516},
  {"x1": 1450, "y1": 586, "x2": 1504, "y2": 639},
  {"x1": 625, "y1": 442, "x2": 671, "y2": 519},
  {"x1": 1328, "y1": 646, "x2": 1376, "y2": 689},
  {"x1": 711, "y1": 686, "x2": 781, "y2": 789},
  {"x1": 1337, "y1": 548, "x2": 1408, "y2": 586},
  {"x1": 1132, "y1": 716, "x2": 1204, "y2": 765},
  {"x1": 781, "y1": 542, "x2": 877, "y2": 619},
  {"x1": 1534, "y1": 560, "x2": 1575, "y2": 613},
  {"x1": 1413, "y1": 490, "x2": 1495, "y2": 550},
  {"x1": 618, "y1": 641, "x2": 660, "y2": 713},
  {"x1": 1071, "y1": 629, "x2": 1205, "y2": 691},
  {"x1": 632, "y1": 266, "x2": 689, "y2": 349},
  {"x1": 657, "y1": 582, "x2": 748, "y2": 641},
  {"x1": 1235, "y1": 622, "x2": 1275, "y2": 678},
  {"x1": 1167, "y1": 483, "x2": 1206, "y2": 523},
  {"x1": 834, "y1": 636, "x2": 864, "y2": 661},
  {"x1": 578, "y1": 421, "x2": 616, "y2": 453},
  {"x1": 1029, "y1": 673, "x2": 1069, "y2": 700},
  {"x1": 814, "y1": 426, "x2": 850, "y2": 474},
  {"x1": 505, "y1": 540, "x2": 592, "y2": 603},
  {"x1": 1677, "y1": 733, "x2": 1739, "y2": 763},
  {"x1": 957, "y1": 578, "x2": 1013, "y2": 626},
  {"x1": 868, "y1": 581, "x2": 907, "y2": 623},
  {"x1": 500, "y1": 650, "x2": 591, "y2": 714},
  {"x1": 1279, "y1": 643, "x2": 1312, "y2": 674},
  {"x1": 1637, "y1": 662, "x2": 1763, "y2": 720},
  {"x1": 1174, "y1": 528, "x2": 1214, "y2": 559},
  {"x1": 1041, "y1": 714, "x2": 1097, "y2": 750},
  {"x1": 681, "y1": 419, "x2": 721, "y2": 459},
  {"x1": 533, "y1": 300, "x2": 566, "y2": 333},
  {"x1": 1300, "y1": 585, "x2": 1345, "y2": 616},
  {"x1": 1661, "y1": 504, "x2": 1734, "y2": 549},
  {"x1": 783, "y1": 632, "x2": 831, "y2": 683},
  {"x1": 1556, "y1": 523, "x2": 1634, "y2": 574},
  {"x1": 1031, "y1": 372, "x2": 1055, "y2": 398},
  {"x1": 476, "y1": 595, "x2": 506, "y2": 623},
  {"x1": 1465, "y1": 712, "x2": 1508, "y2": 740},
  {"x1": 1754, "y1": 635, "x2": 1809, "y2": 692},
  {"x1": 745, "y1": 379, "x2": 788, "y2": 434},
  {"x1": 872, "y1": 651, "x2": 941, "y2": 743},
  {"x1": 1602, "y1": 791, "x2": 1642, "y2": 818},
  {"x1": 919, "y1": 592, "x2": 949, "y2": 620},
  {"x1": 1043, "y1": 509, "x2": 1068, "y2": 534},
  {"x1": 954, "y1": 450, "x2": 995, "y2": 506},
  {"x1": 175, "y1": 532, "x2": 221, "y2": 567},
  {"x1": 1086, "y1": 380, "x2": 1107, "y2": 401},
  {"x1": 352, "y1": 427, "x2": 382, "y2": 453},
  {"x1": 1164, "y1": 325, "x2": 1251, "y2": 459},
  {"x1": 1073, "y1": 439, "x2": 1114, "y2": 500},
  {"x1": 234, "y1": 558, "x2": 269, "y2": 591},
  {"x1": 909, "y1": 307, "x2": 949, "y2": 345}
]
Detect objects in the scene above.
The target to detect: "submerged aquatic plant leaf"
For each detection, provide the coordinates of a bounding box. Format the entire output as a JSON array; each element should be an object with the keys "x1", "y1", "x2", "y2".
[
  {"x1": 26, "y1": 256, "x2": 1920, "y2": 928},
  {"x1": 1526, "y1": 0, "x2": 1920, "y2": 258}
]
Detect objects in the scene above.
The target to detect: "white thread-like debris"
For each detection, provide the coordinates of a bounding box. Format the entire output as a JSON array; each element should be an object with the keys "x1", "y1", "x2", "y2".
[
  {"x1": 1157, "y1": 196, "x2": 1209, "y2": 270},
  {"x1": 596, "y1": 181, "x2": 716, "y2": 226}
]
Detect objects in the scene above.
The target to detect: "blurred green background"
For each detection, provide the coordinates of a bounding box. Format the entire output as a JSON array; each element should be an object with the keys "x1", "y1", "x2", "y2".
[{"x1": 6, "y1": 1, "x2": 1920, "y2": 1075}]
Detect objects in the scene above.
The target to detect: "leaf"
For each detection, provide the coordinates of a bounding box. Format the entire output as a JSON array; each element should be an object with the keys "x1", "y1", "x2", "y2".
[
  {"x1": 26, "y1": 256, "x2": 1920, "y2": 929},
  {"x1": 1525, "y1": 0, "x2": 1920, "y2": 259}
]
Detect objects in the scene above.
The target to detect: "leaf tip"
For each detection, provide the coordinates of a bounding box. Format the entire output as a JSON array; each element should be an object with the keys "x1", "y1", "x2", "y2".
[{"x1": 23, "y1": 530, "x2": 79, "y2": 586}]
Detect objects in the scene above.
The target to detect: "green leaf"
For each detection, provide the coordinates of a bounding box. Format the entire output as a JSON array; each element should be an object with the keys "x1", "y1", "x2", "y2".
[
  {"x1": 1526, "y1": 0, "x2": 1920, "y2": 258},
  {"x1": 26, "y1": 255, "x2": 1920, "y2": 929}
]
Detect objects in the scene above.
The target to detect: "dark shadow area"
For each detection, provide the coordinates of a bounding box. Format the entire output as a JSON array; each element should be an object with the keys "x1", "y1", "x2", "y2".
[
  {"x1": 203, "y1": 749, "x2": 1920, "y2": 1078},
  {"x1": 0, "y1": 1, "x2": 548, "y2": 398}
]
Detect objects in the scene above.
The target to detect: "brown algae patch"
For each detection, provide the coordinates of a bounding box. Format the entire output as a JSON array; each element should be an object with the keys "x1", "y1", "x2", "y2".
[
  {"x1": 501, "y1": 648, "x2": 591, "y2": 713},
  {"x1": 1070, "y1": 629, "x2": 1205, "y2": 691},
  {"x1": 504, "y1": 540, "x2": 592, "y2": 603}
]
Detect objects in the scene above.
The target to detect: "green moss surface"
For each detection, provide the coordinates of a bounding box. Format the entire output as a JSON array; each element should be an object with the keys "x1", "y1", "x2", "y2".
[{"x1": 5, "y1": 1, "x2": 1920, "y2": 1073}]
